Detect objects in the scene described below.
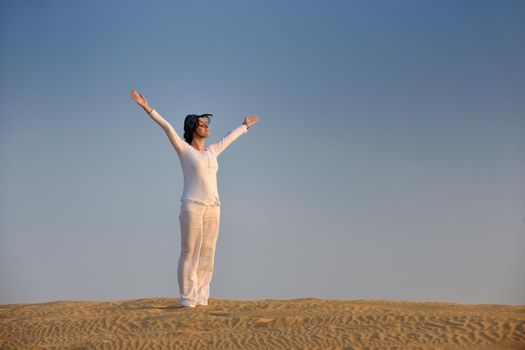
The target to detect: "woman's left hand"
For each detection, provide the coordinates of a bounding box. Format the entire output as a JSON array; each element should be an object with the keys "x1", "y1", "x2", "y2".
[{"x1": 243, "y1": 114, "x2": 260, "y2": 128}]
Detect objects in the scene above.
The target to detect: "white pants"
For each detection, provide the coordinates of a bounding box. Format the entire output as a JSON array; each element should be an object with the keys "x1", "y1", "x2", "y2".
[{"x1": 177, "y1": 200, "x2": 221, "y2": 307}]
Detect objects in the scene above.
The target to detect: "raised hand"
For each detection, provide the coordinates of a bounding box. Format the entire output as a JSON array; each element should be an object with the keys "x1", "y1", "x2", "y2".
[
  {"x1": 130, "y1": 89, "x2": 151, "y2": 110},
  {"x1": 243, "y1": 114, "x2": 260, "y2": 128}
]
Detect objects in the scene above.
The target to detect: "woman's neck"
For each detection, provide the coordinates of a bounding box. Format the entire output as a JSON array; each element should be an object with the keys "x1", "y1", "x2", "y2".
[{"x1": 191, "y1": 138, "x2": 206, "y2": 151}]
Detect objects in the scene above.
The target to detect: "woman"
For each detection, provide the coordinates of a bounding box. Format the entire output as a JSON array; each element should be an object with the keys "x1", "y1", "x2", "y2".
[{"x1": 130, "y1": 89, "x2": 259, "y2": 308}]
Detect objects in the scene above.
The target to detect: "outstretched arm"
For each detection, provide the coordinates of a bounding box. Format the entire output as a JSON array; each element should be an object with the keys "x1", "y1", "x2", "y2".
[
  {"x1": 147, "y1": 109, "x2": 187, "y2": 155},
  {"x1": 130, "y1": 89, "x2": 187, "y2": 155},
  {"x1": 210, "y1": 114, "x2": 260, "y2": 156}
]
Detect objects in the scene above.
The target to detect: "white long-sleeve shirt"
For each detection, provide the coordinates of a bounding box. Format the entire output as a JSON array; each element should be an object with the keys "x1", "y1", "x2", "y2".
[{"x1": 147, "y1": 108, "x2": 248, "y2": 206}]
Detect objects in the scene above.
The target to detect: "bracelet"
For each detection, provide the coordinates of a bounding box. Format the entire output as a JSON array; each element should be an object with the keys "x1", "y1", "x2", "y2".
[
  {"x1": 146, "y1": 106, "x2": 153, "y2": 114},
  {"x1": 243, "y1": 122, "x2": 249, "y2": 129}
]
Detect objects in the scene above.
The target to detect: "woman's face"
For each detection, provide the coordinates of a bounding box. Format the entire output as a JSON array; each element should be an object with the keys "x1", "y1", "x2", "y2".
[{"x1": 194, "y1": 117, "x2": 210, "y2": 138}]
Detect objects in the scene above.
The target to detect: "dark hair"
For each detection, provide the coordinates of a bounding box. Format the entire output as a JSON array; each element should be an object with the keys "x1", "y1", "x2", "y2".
[{"x1": 183, "y1": 114, "x2": 213, "y2": 144}]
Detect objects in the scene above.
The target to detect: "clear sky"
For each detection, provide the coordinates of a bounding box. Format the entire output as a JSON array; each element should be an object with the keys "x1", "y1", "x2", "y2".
[{"x1": 1, "y1": 0, "x2": 524, "y2": 306}]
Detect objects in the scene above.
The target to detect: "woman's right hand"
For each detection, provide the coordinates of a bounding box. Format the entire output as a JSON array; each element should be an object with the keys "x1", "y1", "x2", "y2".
[{"x1": 130, "y1": 89, "x2": 151, "y2": 111}]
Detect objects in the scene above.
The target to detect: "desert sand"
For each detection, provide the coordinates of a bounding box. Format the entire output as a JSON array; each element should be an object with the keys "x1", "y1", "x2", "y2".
[{"x1": 1, "y1": 297, "x2": 524, "y2": 349}]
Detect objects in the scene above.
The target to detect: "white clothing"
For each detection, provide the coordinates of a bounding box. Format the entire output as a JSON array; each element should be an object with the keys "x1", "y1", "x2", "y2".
[
  {"x1": 148, "y1": 109, "x2": 248, "y2": 206},
  {"x1": 146, "y1": 108, "x2": 248, "y2": 307},
  {"x1": 177, "y1": 200, "x2": 220, "y2": 307}
]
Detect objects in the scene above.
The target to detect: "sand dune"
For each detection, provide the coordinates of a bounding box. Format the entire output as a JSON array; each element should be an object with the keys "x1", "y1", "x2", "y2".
[{"x1": 1, "y1": 297, "x2": 524, "y2": 349}]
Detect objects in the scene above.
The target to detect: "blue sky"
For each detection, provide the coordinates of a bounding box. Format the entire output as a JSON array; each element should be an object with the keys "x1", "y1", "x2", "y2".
[{"x1": 1, "y1": 0, "x2": 524, "y2": 305}]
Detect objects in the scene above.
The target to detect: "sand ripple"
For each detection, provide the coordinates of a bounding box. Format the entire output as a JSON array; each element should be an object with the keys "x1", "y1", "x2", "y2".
[{"x1": 1, "y1": 298, "x2": 524, "y2": 349}]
